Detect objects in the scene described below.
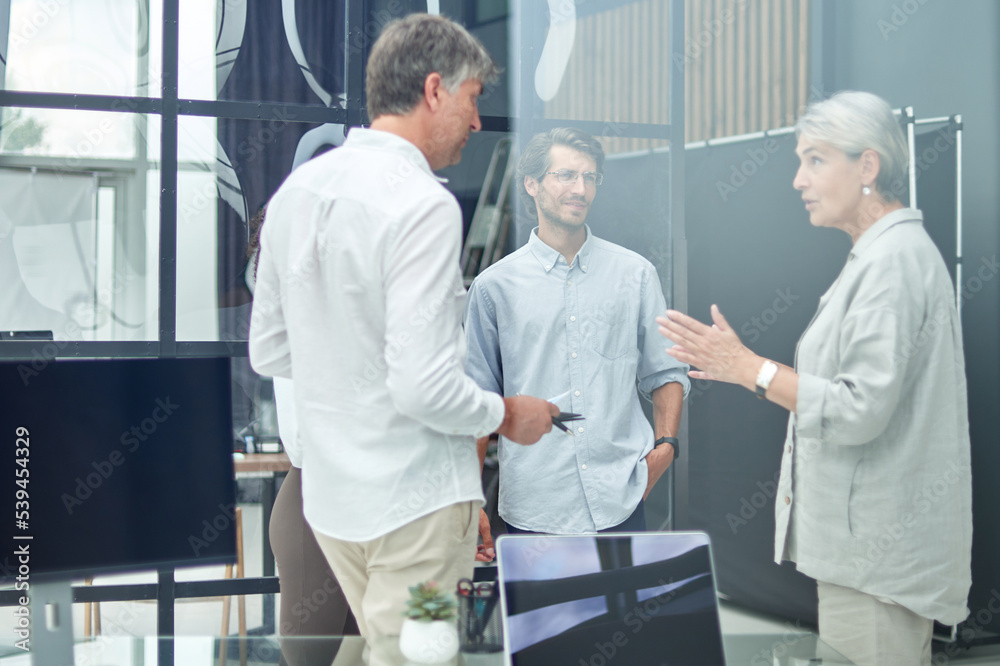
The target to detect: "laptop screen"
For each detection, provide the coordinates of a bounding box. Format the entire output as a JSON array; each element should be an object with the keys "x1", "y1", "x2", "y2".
[{"x1": 496, "y1": 532, "x2": 726, "y2": 666}]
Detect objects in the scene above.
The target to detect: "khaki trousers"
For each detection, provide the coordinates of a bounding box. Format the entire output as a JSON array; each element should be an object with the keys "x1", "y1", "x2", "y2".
[
  {"x1": 817, "y1": 580, "x2": 933, "y2": 666},
  {"x1": 311, "y1": 501, "x2": 478, "y2": 638}
]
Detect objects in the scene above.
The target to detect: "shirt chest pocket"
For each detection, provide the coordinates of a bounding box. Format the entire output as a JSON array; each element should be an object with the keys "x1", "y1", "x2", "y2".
[{"x1": 587, "y1": 312, "x2": 633, "y2": 360}]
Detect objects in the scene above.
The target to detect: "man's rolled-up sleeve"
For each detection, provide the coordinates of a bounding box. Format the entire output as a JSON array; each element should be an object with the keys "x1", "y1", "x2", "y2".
[{"x1": 637, "y1": 264, "x2": 690, "y2": 398}]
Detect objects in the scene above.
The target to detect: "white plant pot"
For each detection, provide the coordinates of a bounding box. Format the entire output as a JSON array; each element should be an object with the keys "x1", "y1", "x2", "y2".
[{"x1": 398, "y1": 617, "x2": 459, "y2": 663}]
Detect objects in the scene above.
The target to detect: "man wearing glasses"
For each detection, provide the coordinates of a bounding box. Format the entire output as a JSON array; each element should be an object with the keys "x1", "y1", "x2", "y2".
[{"x1": 464, "y1": 127, "x2": 689, "y2": 546}]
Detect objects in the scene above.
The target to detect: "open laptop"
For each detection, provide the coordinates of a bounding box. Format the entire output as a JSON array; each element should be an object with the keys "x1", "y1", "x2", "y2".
[{"x1": 496, "y1": 531, "x2": 727, "y2": 665}]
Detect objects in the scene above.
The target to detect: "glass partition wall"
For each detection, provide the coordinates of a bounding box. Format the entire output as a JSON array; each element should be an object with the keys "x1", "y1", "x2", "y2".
[
  {"x1": 0, "y1": 0, "x2": 685, "y2": 645},
  {"x1": 0, "y1": 0, "x2": 686, "y2": 479}
]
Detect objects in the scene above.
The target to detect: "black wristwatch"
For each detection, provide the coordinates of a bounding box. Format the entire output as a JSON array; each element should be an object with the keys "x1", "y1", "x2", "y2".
[{"x1": 654, "y1": 436, "x2": 679, "y2": 460}]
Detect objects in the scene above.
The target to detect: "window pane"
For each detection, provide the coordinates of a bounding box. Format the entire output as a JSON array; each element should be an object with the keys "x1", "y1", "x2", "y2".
[
  {"x1": 517, "y1": 0, "x2": 671, "y2": 155},
  {"x1": 179, "y1": 0, "x2": 347, "y2": 106},
  {"x1": 175, "y1": 114, "x2": 336, "y2": 343},
  {"x1": 0, "y1": 110, "x2": 158, "y2": 342},
  {"x1": 0, "y1": 107, "x2": 139, "y2": 159},
  {"x1": 2, "y1": 0, "x2": 160, "y2": 98}
]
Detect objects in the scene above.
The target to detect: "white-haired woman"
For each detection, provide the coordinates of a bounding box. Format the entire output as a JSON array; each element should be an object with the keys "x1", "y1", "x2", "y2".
[{"x1": 658, "y1": 91, "x2": 972, "y2": 665}]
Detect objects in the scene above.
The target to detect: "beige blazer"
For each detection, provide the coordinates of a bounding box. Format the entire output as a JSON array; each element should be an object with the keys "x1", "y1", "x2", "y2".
[{"x1": 774, "y1": 208, "x2": 972, "y2": 625}]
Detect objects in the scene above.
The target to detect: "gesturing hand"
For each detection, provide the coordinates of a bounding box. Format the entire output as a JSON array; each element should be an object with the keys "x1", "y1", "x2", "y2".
[{"x1": 655, "y1": 304, "x2": 759, "y2": 386}]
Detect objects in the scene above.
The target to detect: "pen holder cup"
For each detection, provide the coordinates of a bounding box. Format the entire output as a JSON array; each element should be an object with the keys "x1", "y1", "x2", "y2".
[{"x1": 457, "y1": 585, "x2": 503, "y2": 653}]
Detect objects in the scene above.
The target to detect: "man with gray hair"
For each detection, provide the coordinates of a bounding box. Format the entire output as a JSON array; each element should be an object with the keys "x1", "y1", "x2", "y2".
[
  {"x1": 249, "y1": 14, "x2": 556, "y2": 637},
  {"x1": 465, "y1": 128, "x2": 689, "y2": 544}
]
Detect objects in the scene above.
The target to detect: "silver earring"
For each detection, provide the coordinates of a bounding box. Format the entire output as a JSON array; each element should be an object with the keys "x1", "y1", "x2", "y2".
[{"x1": 862, "y1": 186, "x2": 871, "y2": 195}]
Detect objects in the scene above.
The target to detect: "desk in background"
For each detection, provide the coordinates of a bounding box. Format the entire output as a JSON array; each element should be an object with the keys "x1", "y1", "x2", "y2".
[{"x1": 233, "y1": 452, "x2": 291, "y2": 634}]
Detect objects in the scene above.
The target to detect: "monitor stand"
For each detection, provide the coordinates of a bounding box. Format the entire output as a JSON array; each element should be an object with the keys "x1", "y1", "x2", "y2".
[{"x1": 30, "y1": 579, "x2": 75, "y2": 666}]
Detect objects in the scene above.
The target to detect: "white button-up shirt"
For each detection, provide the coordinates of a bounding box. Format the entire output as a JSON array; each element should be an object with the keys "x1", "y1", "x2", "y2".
[
  {"x1": 249, "y1": 129, "x2": 505, "y2": 542},
  {"x1": 775, "y1": 208, "x2": 972, "y2": 625}
]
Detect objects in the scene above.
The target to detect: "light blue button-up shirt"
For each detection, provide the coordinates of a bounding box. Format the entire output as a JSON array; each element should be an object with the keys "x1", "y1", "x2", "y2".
[{"x1": 464, "y1": 227, "x2": 689, "y2": 533}]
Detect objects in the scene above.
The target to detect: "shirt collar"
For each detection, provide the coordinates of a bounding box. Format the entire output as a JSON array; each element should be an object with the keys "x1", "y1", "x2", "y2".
[
  {"x1": 850, "y1": 207, "x2": 923, "y2": 258},
  {"x1": 343, "y1": 127, "x2": 448, "y2": 183},
  {"x1": 527, "y1": 226, "x2": 593, "y2": 273}
]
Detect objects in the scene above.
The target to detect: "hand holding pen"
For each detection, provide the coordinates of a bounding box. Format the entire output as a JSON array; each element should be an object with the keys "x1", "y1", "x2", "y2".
[
  {"x1": 497, "y1": 395, "x2": 559, "y2": 445},
  {"x1": 551, "y1": 412, "x2": 584, "y2": 436},
  {"x1": 513, "y1": 391, "x2": 585, "y2": 437}
]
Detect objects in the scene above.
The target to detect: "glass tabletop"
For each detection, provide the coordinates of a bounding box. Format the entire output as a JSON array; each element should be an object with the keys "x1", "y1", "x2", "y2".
[{"x1": 0, "y1": 632, "x2": 856, "y2": 665}]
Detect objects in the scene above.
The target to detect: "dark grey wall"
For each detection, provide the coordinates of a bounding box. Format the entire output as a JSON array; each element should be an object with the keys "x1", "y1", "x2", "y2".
[{"x1": 829, "y1": 0, "x2": 1000, "y2": 630}]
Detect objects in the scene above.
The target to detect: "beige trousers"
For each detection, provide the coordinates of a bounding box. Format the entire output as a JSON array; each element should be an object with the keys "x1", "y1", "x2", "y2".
[
  {"x1": 311, "y1": 501, "x2": 478, "y2": 638},
  {"x1": 817, "y1": 580, "x2": 933, "y2": 666}
]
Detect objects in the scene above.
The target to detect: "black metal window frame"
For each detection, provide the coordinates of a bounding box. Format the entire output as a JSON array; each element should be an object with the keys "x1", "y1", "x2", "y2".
[{"x1": 0, "y1": 0, "x2": 684, "y2": 364}]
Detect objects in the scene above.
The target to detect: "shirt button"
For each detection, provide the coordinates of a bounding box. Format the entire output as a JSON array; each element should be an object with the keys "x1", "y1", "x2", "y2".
[
  {"x1": 545, "y1": 265, "x2": 551, "y2": 270},
  {"x1": 567, "y1": 280, "x2": 573, "y2": 285},
  {"x1": 582, "y1": 265, "x2": 587, "y2": 270},
  {"x1": 784, "y1": 496, "x2": 791, "y2": 505},
  {"x1": 582, "y1": 464, "x2": 588, "y2": 470},
  {"x1": 571, "y1": 352, "x2": 578, "y2": 358},
  {"x1": 574, "y1": 390, "x2": 581, "y2": 396},
  {"x1": 570, "y1": 316, "x2": 576, "y2": 322},
  {"x1": 578, "y1": 426, "x2": 584, "y2": 433}
]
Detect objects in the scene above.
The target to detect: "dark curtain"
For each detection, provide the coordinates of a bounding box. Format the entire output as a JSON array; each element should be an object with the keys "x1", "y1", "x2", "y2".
[{"x1": 215, "y1": 1, "x2": 347, "y2": 436}]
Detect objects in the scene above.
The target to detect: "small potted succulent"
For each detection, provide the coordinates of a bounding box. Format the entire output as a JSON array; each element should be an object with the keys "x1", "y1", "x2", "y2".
[{"x1": 398, "y1": 580, "x2": 460, "y2": 663}]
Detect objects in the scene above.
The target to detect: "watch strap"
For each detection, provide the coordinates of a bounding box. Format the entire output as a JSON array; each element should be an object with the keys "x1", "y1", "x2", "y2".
[
  {"x1": 654, "y1": 436, "x2": 679, "y2": 460},
  {"x1": 755, "y1": 360, "x2": 779, "y2": 399}
]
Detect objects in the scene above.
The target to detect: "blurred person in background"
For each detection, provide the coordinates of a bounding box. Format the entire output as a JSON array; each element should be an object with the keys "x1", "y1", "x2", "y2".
[{"x1": 247, "y1": 207, "x2": 359, "y2": 666}]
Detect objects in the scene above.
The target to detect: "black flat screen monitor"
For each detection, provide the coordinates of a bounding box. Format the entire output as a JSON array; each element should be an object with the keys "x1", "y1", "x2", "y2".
[{"x1": 0, "y1": 357, "x2": 237, "y2": 581}]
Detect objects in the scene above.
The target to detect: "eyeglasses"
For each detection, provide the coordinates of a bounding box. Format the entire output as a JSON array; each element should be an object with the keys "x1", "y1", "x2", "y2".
[{"x1": 544, "y1": 170, "x2": 604, "y2": 187}]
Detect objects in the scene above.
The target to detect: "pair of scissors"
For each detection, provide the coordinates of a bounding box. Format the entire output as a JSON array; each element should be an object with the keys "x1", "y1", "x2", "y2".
[
  {"x1": 457, "y1": 579, "x2": 491, "y2": 597},
  {"x1": 457, "y1": 579, "x2": 493, "y2": 643},
  {"x1": 552, "y1": 412, "x2": 584, "y2": 436}
]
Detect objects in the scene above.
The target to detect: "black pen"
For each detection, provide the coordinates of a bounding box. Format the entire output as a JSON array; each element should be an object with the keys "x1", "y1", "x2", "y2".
[{"x1": 553, "y1": 412, "x2": 584, "y2": 436}]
